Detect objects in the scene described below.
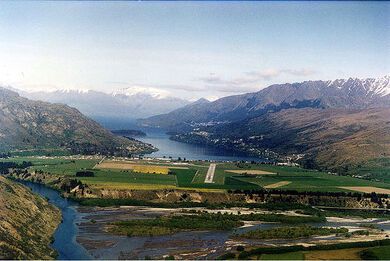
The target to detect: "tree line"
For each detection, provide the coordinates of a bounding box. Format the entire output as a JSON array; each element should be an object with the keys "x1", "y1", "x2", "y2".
[{"x1": 0, "y1": 161, "x2": 32, "y2": 174}]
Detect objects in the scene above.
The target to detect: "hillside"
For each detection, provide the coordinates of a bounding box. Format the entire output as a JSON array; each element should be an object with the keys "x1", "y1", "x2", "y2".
[
  {"x1": 0, "y1": 177, "x2": 61, "y2": 259},
  {"x1": 172, "y1": 108, "x2": 390, "y2": 172},
  {"x1": 0, "y1": 87, "x2": 156, "y2": 155},
  {"x1": 139, "y1": 76, "x2": 390, "y2": 132}
]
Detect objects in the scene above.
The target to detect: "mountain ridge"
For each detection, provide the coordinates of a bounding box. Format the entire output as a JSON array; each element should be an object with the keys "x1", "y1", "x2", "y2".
[
  {"x1": 138, "y1": 76, "x2": 390, "y2": 131},
  {"x1": 171, "y1": 107, "x2": 390, "y2": 172},
  {"x1": 10, "y1": 87, "x2": 190, "y2": 120},
  {"x1": 0, "y1": 87, "x2": 156, "y2": 155}
]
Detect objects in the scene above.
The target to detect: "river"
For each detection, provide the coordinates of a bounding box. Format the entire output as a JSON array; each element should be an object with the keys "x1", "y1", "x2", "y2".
[
  {"x1": 14, "y1": 118, "x2": 390, "y2": 259},
  {"x1": 18, "y1": 180, "x2": 92, "y2": 260},
  {"x1": 16, "y1": 181, "x2": 390, "y2": 260}
]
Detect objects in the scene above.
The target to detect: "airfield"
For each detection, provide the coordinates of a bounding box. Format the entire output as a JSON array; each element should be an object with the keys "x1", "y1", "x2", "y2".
[{"x1": 3, "y1": 156, "x2": 390, "y2": 194}]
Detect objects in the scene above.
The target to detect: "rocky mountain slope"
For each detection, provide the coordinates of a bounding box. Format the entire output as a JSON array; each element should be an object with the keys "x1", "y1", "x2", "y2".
[
  {"x1": 139, "y1": 76, "x2": 390, "y2": 132},
  {"x1": 0, "y1": 177, "x2": 61, "y2": 259},
  {"x1": 0, "y1": 87, "x2": 156, "y2": 155},
  {"x1": 16, "y1": 87, "x2": 190, "y2": 120},
  {"x1": 172, "y1": 108, "x2": 390, "y2": 172}
]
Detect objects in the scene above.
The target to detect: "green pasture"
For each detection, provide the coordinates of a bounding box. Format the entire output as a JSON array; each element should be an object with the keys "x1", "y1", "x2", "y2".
[
  {"x1": 366, "y1": 245, "x2": 390, "y2": 259},
  {"x1": 259, "y1": 251, "x2": 304, "y2": 260},
  {"x1": 2, "y1": 157, "x2": 390, "y2": 193},
  {"x1": 77, "y1": 169, "x2": 177, "y2": 186},
  {"x1": 32, "y1": 159, "x2": 99, "y2": 175}
]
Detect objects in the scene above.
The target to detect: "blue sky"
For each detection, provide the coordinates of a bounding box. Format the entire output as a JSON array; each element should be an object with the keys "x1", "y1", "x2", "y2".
[{"x1": 0, "y1": 1, "x2": 389, "y2": 100}]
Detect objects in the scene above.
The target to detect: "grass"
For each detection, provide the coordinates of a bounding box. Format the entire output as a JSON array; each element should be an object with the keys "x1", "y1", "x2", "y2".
[
  {"x1": 33, "y1": 159, "x2": 99, "y2": 176},
  {"x1": 107, "y1": 212, "x2": 325, "y2": 238},
  {"x1": 237, "y1": 239, "x2": 390, "y2": 259},
  {"x1": 348, "y1": 158, "x2": 390, "y2": 183},
  {"x1": 232, "y1": 225, "x2": 347, "y2": 240},
  {"x1": 175, "y1": 161, "x2": 390, "y2": 192},
  {"x1": 220, "y1": 162, "x2": 390, "y2": 192},
  {"x1": 368, "y1": 245, "x2": 390, "y2": 259},
  {"x1": 108, "y1": 213, "x2": 244, "y2": 237},
  {"x1": 190, "y1": 167, "x2": 208, "y2": 183},
  {"x1": 235, "y1": 246, "x2": 390, "y2": 260},
  {"x1": 259, "y1": 252, "x2": 304, "y2": 260},
  {"x1": 4, "y1": 157, "x2": 390, "y2": 193},
  {"x1": 76, "y1": 170, "x2": 177, "y2": 188},
  {"x1": 10, "y1": 148, "x2": 72, "y2": 157},
  {"x1": 359, "y1": 245, "x2": 390, "y2": 260},
  {"x1": 303, "y1": 248, "x2": 365, "y2": 260}
]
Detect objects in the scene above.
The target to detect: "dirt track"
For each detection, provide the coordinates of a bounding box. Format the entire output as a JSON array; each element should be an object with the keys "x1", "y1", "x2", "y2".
[
  {"x1": 225, "y1": 170, "x2": 276, "y2": 175},
  {"x1": 339, "y1": 186, "x2": 390, "y2": 194},
  {"x1": 93, "y1": 162, "x2": 188, "y2": 170},
  {"x1": 264, "y1": 181, "x2": 291, "y2": 188}
]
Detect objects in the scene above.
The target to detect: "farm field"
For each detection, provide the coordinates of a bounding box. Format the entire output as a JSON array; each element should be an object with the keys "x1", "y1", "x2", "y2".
[
  {"x1": 264, "y1": 181, "x2": 292, "y2": 189},
  {"x1": 3, "y1": 157, "x2": 390, "y2": 193},
  {"x1": 339, "y1": 187, "x2": 390, "y2": 194},
  {"x1": 253, "y1": 247, "x2": 387, "y2": 260},
  {"x1": 225, "y1": 170, "x2": 276, "y2": 175},
  {"x1": 259, "y1": 251, "x2": 304, "y2": 260},
  {"x1": 364, "y1": 245, "x2": 390, "y2": 259}
]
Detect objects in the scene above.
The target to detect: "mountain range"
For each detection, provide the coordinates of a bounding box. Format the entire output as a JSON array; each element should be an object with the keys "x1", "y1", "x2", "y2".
[
  {"x1": 139, "y1": 76, "x2": 390, "y2": 172},
  {"x1": 13, "y1": 87, "x2": 190, "y2": 121},
  {"x1": 139, "y1": 76, "x2": 390, "y2": 132},
  {"x1": 0, "y1": 87, "x2": 156, "y2": 155},
  {"x1": 172, "y1": 107, "x2": 390, "y2": 171}
]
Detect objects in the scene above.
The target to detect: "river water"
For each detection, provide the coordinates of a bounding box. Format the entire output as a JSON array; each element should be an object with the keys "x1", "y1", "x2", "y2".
[
  {"x1": 16, "y1": 181, "x2": 390, "y2": 260},
  {"x1": 18, "y1": 181, "x2": 92, "y2": 260},
  {"x1": 14, "y1": 118, "x2": 390, "y2": 259}
]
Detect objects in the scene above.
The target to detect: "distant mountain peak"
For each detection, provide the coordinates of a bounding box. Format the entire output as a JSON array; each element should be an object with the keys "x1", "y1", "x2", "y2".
[
  {"x1": 324, "y1": 75, "x2": 390, "y2": 97},
  {"x1": 8, "y1": 85, "x2": 191, "y2": 120},
  {"x1": 0, "y1": 86, "x2": 20, "y2": 99},
  {"x1": 0, "y1": 88, "x2": 156, "y2": 155},
  {"x1": 139, "y1": 75, "x2": 390, "y2": 131},
  {"x1": 111, "y1": 86, "x2": 172, "y2": 100},
  {"x1": 192, "y1": 98, "x2": 210, "y2": 104},
  {"x1": 56, "y1": 89, "x2": 91, "y2": 94}
]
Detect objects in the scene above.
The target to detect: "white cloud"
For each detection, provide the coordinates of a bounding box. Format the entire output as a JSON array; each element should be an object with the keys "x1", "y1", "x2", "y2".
[
  {"x1": 282, "y1": 68, "x2": 317, "y2": 76},
  {"x1": 112, "y1": 86, "x2": 173, "y2": 99},
  {"x1": 246, "y1": 67, "x2": 281, "y2": 80},
  {"x1": 198, "y1": 67, "x2": 318, "y2": 90}
]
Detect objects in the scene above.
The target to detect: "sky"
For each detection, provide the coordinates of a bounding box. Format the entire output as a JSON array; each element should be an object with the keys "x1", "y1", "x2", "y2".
[{"x1": 0, "y1": 1, "x2": 389, "y2": 101}]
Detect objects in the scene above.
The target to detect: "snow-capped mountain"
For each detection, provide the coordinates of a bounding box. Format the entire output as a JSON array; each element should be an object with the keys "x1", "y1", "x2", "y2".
[
  {"x1": 326, "y1": 76, "x2": 390, "y2": 98},
  {"x1": 139, "y1": 76, "x2": 390, "y2": 131},
  {"x1": 12, "y1": 87, "x2": 190, "y2": 121},
  {"x1": 111, "y1": 86, "x2": 172, "y2": 99}
]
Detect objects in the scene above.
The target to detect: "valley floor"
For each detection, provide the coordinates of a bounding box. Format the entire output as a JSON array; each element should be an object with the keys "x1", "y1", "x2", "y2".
[{"x1": 3, "y1": 156, "x2": 390, "y2": 260}]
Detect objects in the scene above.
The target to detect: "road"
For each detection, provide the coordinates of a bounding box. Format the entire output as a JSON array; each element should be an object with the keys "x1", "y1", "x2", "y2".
[{"x1": 204, "y1": 163, "x2": 216, "y2": 183}]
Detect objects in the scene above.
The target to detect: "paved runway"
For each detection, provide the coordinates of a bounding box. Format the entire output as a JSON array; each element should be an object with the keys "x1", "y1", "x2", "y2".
[{"x1": 204, "y1": 163, "x2": 216, "y2": 183}]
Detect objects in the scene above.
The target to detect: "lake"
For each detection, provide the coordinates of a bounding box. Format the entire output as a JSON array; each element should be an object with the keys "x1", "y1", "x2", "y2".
[{"x1": 95, "y1": 117, "x2": 265, "y2": 162}]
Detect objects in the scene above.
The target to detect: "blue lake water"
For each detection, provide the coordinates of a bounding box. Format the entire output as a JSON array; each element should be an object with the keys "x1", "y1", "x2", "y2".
[
  {"x1": 136, "y1": 127, "x2": 265, "y2": 162},
  {"x1": 14, "y1": 118, "x2": 389, "y2": 259},
  {"x1": 94, "y1": 117, "x2": 264, "y2": 162}
]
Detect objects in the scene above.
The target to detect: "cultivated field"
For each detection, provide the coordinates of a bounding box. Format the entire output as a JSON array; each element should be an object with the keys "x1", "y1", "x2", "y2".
[
  {"x1": 264, "y1": 181, "x2": 292, "y2": 189},
  {"x1": 132, "y1": 165, "x2": 169, "y2": 174},
  {"x1": 302, "y1": 248, "x2": 365, "y2": 260},
  {"x1": 339, "y1": 187, "x2": 390, "y2": 194},
  {"x1": 94, "y1": 161, "x2": 188, "y2": 173},
  {"x1": 225, "y1": 170, "x2": 276, "y2": 175},
  {"x1": 3, "y1": 157, "x2": 390, "y2": 193}
]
